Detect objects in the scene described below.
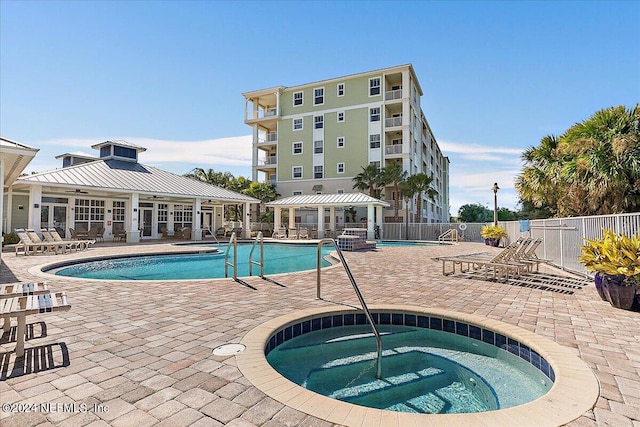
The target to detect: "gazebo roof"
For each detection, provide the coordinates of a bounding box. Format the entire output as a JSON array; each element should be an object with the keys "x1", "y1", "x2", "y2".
[{"x1": 266, "y1": 192, "x2": 390, "y2": 208}]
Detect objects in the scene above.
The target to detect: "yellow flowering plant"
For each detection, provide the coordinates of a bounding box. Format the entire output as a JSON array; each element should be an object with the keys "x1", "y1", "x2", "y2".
[
  {"x1": 579, "y1": 229, "x2": 640, "y2": 286},
  {"x1": 480, "y1": 225, "x2": 508, "y2": 239}
]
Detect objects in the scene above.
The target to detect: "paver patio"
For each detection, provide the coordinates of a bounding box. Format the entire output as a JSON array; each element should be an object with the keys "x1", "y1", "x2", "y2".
[{"x1": 1, "y1": 241, "x2": 639, "y2": 426}]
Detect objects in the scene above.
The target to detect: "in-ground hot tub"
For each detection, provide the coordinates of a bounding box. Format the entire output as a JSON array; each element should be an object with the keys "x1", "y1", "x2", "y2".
[{"x1": 237, "y1": 305, "x2": 599, "y2": 426}]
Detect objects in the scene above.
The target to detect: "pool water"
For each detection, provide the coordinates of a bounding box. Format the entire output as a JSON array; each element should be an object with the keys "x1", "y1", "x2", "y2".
[
  {"x1": 267, "y1": 325, "x2": 551, "y2": 414},
  {"x1": 52, "y1": 243, "x2": 333, "y2": 280}
]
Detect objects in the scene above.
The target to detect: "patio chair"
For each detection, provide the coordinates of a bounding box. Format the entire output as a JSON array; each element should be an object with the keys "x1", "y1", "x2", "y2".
[
  {"x1": 180, "y1": 227, "x2": 192, "y2": 239},
  {"x1": 0, "y1": 291, "x2": 71, "y2": 358},
  {"x1": 1, "y1": 282, "x2": 49, "y2": 301},
  {"x1": 226, "y1": 227, "x2": 242, "y2": 238},
  {"x1": 288, "y1": 227, "x2": 300, "y2": 239},
  {"x1": 26, "y1": 229, "x2": 66, "y2": 254},
  {"x1": 272, "y1": 227, "x2": 287, "y2": 239},
  {"x1": 96, "y1": 228, "x2": 105, "y2": 242},
  {"x1": 48, "y1": 228, "x2": 83, "y2": 251},
  {"x1": 298, "y1": 227, "x2": 309, "y2": 239},
  {"x1": 113, "y1": 224, "x2": 127, "y2": 241}
]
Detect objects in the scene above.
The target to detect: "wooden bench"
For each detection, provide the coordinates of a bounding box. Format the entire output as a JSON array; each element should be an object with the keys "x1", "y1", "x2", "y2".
[{"x1": 0, "y1": 292, "x2": 71, "y2": 357}]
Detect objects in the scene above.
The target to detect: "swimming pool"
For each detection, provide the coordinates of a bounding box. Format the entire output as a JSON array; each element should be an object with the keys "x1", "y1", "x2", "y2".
[{"x1": 48, "y1": 243, "x2": 334, "y2": 280}]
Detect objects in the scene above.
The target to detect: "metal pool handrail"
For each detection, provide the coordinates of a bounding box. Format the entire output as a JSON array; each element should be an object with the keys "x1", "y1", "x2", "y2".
[
  {"x1": 224, "y1": 232, "x2": 238, "y2": 280},
  {"x1": 249, "y1": 231, "x2": 264, "y2": 278},
  {"x1": 316, "y1": 238, "x2": 383, "y2": 379}
]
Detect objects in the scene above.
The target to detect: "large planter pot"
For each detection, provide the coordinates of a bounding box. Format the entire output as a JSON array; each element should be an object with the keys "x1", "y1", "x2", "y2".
[
  {"x1": 594, "y1": 273, "x2": 607, "y2": 301},
  {"x1": 602, "y1": 275, "x2": 638, "y2": 310},
  {"x1": 484, "y1": 238, "x2": 500, "y2": 247}
]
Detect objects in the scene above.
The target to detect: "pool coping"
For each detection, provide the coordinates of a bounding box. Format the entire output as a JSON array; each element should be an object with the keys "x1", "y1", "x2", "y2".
[{"x1": 237, "y1": 304, "x2": 600, "y2": 427}]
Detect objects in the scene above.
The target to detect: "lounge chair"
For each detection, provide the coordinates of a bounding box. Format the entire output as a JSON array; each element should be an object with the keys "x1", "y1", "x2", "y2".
[
  {"x1": 0, "y1": 291, "x2": 71, "y2": 357},
  {"x1": 48, "y1": 228, "x2": 85, "y2": 251},
  {"x1": 298, "y1": 228, "x2": 309, "y2": 239},
  {"x1": 1, "y1": 282, "x2": 49, "y2": 300},
  {"x1": 437, "y1": 243, "x2": 528, "y2": 280},
  {"x1": 96, "y1": 227, "x2": 105, "y2": 242},
  {"x1": 14, "y1": 228, "x2": 50, "y2": 256},
  {"x1": 27, "y1": 229, "x2": 67, "y2": 254},
  {"x1": 113, "y1": 225, "x2": 126, "y2": 241}
]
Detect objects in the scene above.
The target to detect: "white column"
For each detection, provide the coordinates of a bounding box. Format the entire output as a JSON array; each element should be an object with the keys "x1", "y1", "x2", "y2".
[
  {"x1": 194, "y1": 198, "x2": 202, "y2": 240},
  {"x1": 288, "y1": 207, "x2": 295, "y2": 232},
  {"x1": 252, "y1": 125, "x2": 259, "y2": 182},
  {"x1": 317, "y1": 205, "x2": 324, "y2": 238},
  {"x1": 274, "y1": 207, "x2": 281, "y2": 230},
  {"x1": 28, "y1": 184, "x2": 42, "y2": 231},
  {"x1": 5, "y1": 187, "x2": 13, "y2": 235},
  {"x1": 128, "y1": 193, "x2": 140, "y2": 243},
  {"x1": 275, "y1": 91, "x2": 280, "y2": 115},
  {"x1": 244, "y1": 202, "x2": 251, "y2": 238},
  {"x1": 329, "y1": 206, "x2": 335, "y2": 238},
  {"x1": 376, "y1": 206, "x2": 383, "y2": 240},
  {"x1": 367, "y1": 204, "x2": 375, "y2": 240}
]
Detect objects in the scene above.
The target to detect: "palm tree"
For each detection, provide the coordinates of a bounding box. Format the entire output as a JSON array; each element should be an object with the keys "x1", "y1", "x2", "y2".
[
  {"x1": 400, "y1": 173, "x2": 437, "y2": 223},
  {"x1": 380, "y1": 163, "x2": 407, "y2": 221},
  {"x1": 516, "y1": 105, "x2": 640, "y2": 216},
  {"x1": 352, "y1": 164, "x2": 383, "y2": 198},
  {"x1": 243, "y1": 182, "x2": 279, "y2": 221},
  {"x1": 184, "y1": 168, "x2": 234, "y2": 188}
]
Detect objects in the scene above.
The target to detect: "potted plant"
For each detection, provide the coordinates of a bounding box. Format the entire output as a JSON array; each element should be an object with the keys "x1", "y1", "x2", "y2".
[
  {"x1": 480, "y1": 225, "x2": 508, "y2": 247},
  {"x1": 579, "y1": 229, "x2": 640, "y2": 310}
]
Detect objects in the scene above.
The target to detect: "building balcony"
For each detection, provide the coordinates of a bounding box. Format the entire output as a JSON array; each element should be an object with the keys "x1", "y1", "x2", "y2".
[
  {"x1": 385, "y1": 89, "x2": 403, "y2": 101},
  {"x1": 246, "y1": 108, "x2": 279, "y2": 123},
  {"x1": 385, "y1": 116, "x2": 403, "y2": 127},
  {"x1": 385, "y1": 144, "x2": 403, "y2": 155},
  {"x1": 257, "y1": 132, "x2": 278, "y2": 145}
]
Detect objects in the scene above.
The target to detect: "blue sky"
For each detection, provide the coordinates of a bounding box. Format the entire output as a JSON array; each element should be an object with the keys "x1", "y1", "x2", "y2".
[{"x1": 1, "y1": 1, "x2": 638, "y2": 216}]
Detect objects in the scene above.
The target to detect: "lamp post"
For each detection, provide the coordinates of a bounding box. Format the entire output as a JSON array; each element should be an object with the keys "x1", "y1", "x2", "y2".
[
  {"x1": 405, "y1": 196, "x2": 410, "y2": 240},
  {"x1": 492, "y1": 182, "x2": 500, "y2": 226}
]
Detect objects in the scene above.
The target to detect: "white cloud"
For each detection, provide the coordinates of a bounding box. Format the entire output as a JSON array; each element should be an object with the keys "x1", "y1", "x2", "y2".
[{"x1": 439, "y1": 140, "x2": 523, "y2": 155}]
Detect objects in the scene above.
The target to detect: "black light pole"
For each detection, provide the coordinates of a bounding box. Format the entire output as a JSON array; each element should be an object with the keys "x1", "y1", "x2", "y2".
[{"x1": 492, "y1": 183, "x2": 500, "y2": 226}]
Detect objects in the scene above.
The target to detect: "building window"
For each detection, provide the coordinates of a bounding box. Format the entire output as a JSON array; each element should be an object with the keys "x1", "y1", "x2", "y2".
[
  {"x1": 370, "y1": 107, "x2": 380, "y2": 122},
  {"x1": 293, "y1": 118, "x2": 303, "y2": 130},
  {"x1": 370, "y1": 134, "x2": 381, "y2": 149},
  {"x1": 337, "y1": 111, "x2": 345, "y2": 122},
  {"x1": 369, "y1": 77, "x2": 381, "y2": 96},
  {"x1": 314, "y1": 140, "x2": 323, "y2": 154},
  {"x1": 370, "y1": 161, "x2": 380, "y2": 173},
  {"x1": 337, "y1": 83, "x2": 345, "y2": 97},
  {"x1": 113, "y1": 145, "x2": 136, "y2": 160},
  {"x1": 314, "y1": 166, "x2": 323, "y2": 179},
  {"x1": 293, "y1": 91, "x2": 303, "y2": 106},
  {"x1": 337, "y1": 137, "x2": 345, "y2": 148},
  {"x1": 337, "y1": 189, "x2": 344, "y2": 194},
  {"x1": 75, "y1": 199, "x2": 104, "y2": 232},
  {"x1": 157, "y1": 203, "x2": 168, "y2": 233},
  {"x1": 314, "y1": 87, "x2": 324, "y2": 105},
  {"x1": 314, "y1": 115, "x2": 324, "y2": 129},
  {"x1": 293, "y1": 142, "x2": 303, "y2": 155},
  {"x1": 293, "y1": 166, "x2": 303, "y2": 179},
  {"x1": 337, "y1": 163, "x2": 345, "y2": 174},
  {"x1": 293, "y1": 191, "x2": 303, "y2": 196}
]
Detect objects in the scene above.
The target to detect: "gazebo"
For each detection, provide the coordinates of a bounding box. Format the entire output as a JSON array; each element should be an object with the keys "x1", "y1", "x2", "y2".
[{"x1": 266, "y1": 193, "x2": 390, "y2": 240}]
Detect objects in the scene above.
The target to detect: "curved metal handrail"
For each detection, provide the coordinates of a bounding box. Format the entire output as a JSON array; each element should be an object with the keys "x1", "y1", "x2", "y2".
[
  {"x1": 317, "y1": 238, "x2": 383, "y2": 379},
  {"x1": 249, "y1": 231, "x2": 264, "y2": 278},
  {"x1": 224, "y1": 232, "x2": 238, "y2": 280}
]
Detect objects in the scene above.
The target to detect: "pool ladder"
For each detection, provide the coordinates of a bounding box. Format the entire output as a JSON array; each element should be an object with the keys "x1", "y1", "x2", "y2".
[
  {"x1": 224, "y1": 231, "x2": 265, "y2": 281},
  {"x1": 317, "y1": 239, "x2": 383, "y2": 379}
]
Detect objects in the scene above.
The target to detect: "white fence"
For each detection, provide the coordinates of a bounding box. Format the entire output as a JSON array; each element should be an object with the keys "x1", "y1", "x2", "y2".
[
  {"x1": 381, "y1": 223, "x2": 488, "y2": 242},
  {"x1": 500, "y1": 212, "x2": 640, "y2": 275}
]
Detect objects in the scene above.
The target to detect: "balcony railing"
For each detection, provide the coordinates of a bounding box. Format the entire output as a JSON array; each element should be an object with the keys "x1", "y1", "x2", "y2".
[
  {"x1": 250, "y1": 108, "x2": 278, "y2": 120},
  {"x1": 385, "y1": 144, "x2": 403, "y2": 155},
  {"x1": 385, "y1": 89, "x2": 402, "y2": 101},
  {"x1": 258, "y1": 132, "x2": 278, "y2": 144},
  {"x1": 385, "y1": 116, "x2": 403, "y2": 127},
  {"x1": 259, "y1": 157, "x2": 277, "y2": 166}
]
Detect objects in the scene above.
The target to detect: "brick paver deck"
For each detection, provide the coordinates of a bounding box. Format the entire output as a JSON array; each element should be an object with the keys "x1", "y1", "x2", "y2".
[{"x1": 1, "y1": 241, "x2": 638, "y2": 426}]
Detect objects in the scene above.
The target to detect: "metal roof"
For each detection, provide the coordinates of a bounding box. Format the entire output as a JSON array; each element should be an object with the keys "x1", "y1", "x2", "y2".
[
  {"x1": 15, "y1": 159, "x2": 259, "y2": 203},
  {"x1": 1, "y1": 137, "x2": 39, "y2": 186},
  {"x1": 266, "y1": 192, "x2": 389, "y2": 208},
  {"x1": 91, "y1": 140, "x2": 147, "y2": 152}
]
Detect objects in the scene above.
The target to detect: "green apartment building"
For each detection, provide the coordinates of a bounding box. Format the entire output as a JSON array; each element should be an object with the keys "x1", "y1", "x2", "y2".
[{"x1": 242, "y1": 64, "x2": 450, "y2": 224}]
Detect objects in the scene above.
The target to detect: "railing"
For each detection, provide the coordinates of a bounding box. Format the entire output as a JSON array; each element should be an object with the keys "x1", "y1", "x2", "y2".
[
  {"x1": 385, "y1": 89, "x2": 402, "y2": 100},
  {"x1": 266, "y1": 132, "x2": 277, "y2": 142},
  {"x1": 224, "y1": 232, "x2": 238, "y2": 280},
  {"x1": 316, "y1": 239, "x2": 383, "y2": 379},
  {"x1": 202, "y1": 227, "x2": 220, "y2": 245},
  {"x1": 385, "y1": 117, "x2": 403, "y2": 127},
  {"x1": 260, "y1": 157, "x2": 277, "y2": 165},
  {"x1": 438, "y1": 228, "x2": 458, "y2": 243},
  {"x1": 250, "y1": 108, "x2": 278, "y2": 120},
  {"x1": 385, "y1": 144, "x2": 403, "y2": 155},
  {"x1": 249, "y1": 232, "x2": 264, "y2": 278}
]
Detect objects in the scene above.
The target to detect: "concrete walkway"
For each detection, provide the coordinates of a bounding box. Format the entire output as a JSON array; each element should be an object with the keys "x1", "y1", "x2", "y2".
[{"x1": 1, "y1": 241, "x2": 638, "y2": 426}]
